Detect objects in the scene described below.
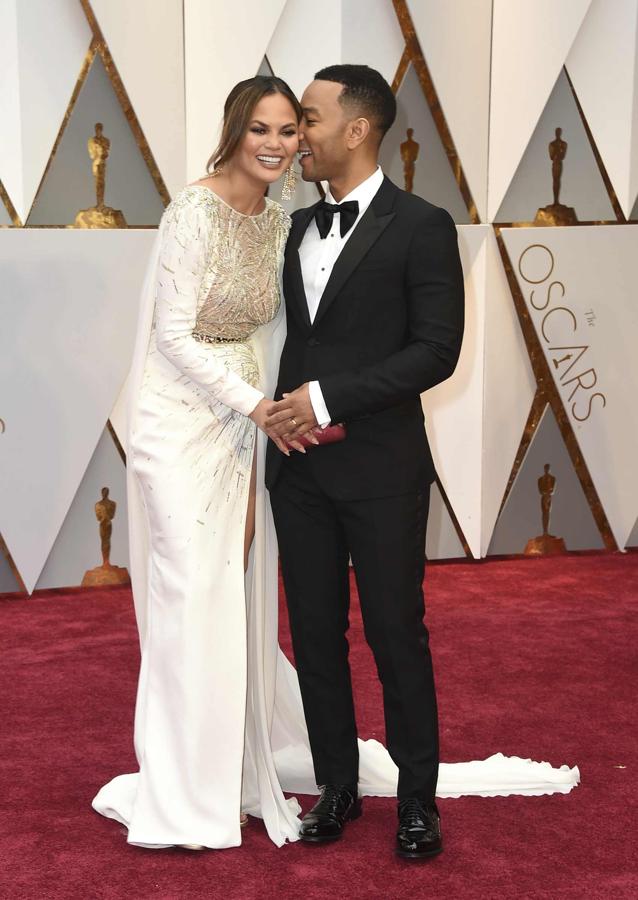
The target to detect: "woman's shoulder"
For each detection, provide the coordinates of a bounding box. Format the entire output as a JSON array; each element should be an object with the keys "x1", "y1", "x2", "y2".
[
  {"x1": 162, "y1": 184, "x2": 219, "y2": 226},
  {"x1": 265, "y1": 197, "x2": 292, "y2": 232}
]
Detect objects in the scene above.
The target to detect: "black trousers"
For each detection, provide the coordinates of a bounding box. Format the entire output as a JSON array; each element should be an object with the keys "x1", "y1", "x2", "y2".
[{"x1": 269, "y1": 453, "x2": 439, "y2": 801}]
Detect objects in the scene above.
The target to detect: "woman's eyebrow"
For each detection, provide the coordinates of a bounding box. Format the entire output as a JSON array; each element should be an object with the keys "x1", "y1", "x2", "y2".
[{"x1": 250, "y1": 119, "x2": 297, "y2": 129}]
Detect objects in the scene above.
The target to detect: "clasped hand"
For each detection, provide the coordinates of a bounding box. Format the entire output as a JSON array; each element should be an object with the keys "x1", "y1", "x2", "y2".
[{"x1": 252, "y1": 383, "x2": 321, "y2": 454}]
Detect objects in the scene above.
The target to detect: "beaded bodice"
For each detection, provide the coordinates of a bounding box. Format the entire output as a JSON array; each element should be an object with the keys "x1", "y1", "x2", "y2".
[{"x1": 163, "y1": 185, "x2": 290, "y2": 342}]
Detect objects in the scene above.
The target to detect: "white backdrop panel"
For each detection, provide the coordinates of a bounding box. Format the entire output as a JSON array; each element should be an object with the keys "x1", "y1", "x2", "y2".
[
  {"x1": 422, "y1": 225, "x2": 486, "y2": 558},
  {"x1": 0, "y1": 229, "x2": 156, "y2": 592},
  {"x1": 91, "y1": 0, "x2": 186, "y2": 199},
  {"x1": 342, "y1": 0, "x2": 404, "y2": 86},
  {"x1": 184, "y1": 0, "x2": 287, "y2": 180},
  {"x1": 2, "y1": 0, "x2": 92, "y2": 222},
  {"x1": 426, "y1": 482, "x2": 467, "y2": 561},
  {"x1": 0, "y1": 0, "x2": 21, "y2": 221},
  {"x1": 566, "y1": 0, "x2": 638, "y2": 219},
  {"x1": 109, "y1": 378, "x2": 129, "y2": 453},
  {"x1": 501, "y1": 225, "x2": 638, "y2": 549},
  {"x1": 407, "y1": 0, "x2": 492, "y2": 222},
  {"x1": 481, "y1": 228, "x2": 537, "y2": 554},
  {"x1": 267, "y1": 0, "x2": 342, "y2": 99},
  {"x1": 488, "y1": 0, "x2": 593, "y2": 221}
]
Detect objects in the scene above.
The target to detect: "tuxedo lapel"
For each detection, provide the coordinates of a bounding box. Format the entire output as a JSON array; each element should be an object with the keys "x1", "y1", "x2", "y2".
[
  {"x1": 284, "y1": 205, "x2": 316, "y2": 329},
  {"x1": 311, "y1": 177, "x2": 397, "y2": 329}
]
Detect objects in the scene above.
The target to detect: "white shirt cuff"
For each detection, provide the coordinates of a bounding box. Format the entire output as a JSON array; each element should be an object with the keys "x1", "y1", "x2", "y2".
[{"x1": 308, "y1": 380, "x2": 331, "y2": 428}]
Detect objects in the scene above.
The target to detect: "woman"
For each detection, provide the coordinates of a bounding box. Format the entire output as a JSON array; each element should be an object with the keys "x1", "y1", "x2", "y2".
[{"x1": 93, "y1": 76, "x2": 303, "y2": 850}]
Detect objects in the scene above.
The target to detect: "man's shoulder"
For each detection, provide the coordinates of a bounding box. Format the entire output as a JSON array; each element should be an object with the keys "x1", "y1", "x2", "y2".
[{"x1": 390, "y1": 184, "x2": 455, "y2": 228}]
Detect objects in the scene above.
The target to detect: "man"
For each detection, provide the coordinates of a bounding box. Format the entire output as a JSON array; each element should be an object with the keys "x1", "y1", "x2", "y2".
[{"x1": 265, "y1": 65, "x2": 464, "y2": 859}]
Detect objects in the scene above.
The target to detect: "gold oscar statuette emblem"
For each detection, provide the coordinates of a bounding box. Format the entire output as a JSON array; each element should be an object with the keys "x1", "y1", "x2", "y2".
[
  {"x1": 524, "y1": 464, "x2": 567, "y2": 556},
  {"x1": 74, "y1": 123, "x2": 127, "y2": 228},
  {"x1": 534, "y1": 127, "x2": 578, "y2": 226},
  {"x1": 400, "y1": 128, "x2": 420, "y2": 194},
  {"x1": 82, "y1": 487, "x2": 130, "y2": 586}
]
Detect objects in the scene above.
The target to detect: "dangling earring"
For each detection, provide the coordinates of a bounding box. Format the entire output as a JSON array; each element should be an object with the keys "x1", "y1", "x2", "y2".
[
  {"x1": 210, "y1": 164, "x2": 223, "y2": 178},
  {"x1": 281, "y1": 164, "x2": 297, "y2": 200}
]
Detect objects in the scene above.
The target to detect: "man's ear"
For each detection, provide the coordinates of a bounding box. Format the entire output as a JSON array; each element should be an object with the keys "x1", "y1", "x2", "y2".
[{"x1": 346, "y1": 117, "x2": 371, "y2": 149}]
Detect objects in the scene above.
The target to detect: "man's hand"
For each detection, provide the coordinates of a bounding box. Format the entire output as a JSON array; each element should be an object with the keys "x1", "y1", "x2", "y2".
[{"x1": 265, "y1": 383, "x2": 320, "y2": 446}]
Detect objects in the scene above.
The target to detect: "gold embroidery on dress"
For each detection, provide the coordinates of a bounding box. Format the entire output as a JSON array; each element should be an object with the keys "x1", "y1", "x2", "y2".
[{"x1": 165, "y1": 185, "x2": 290, "y2": 344}]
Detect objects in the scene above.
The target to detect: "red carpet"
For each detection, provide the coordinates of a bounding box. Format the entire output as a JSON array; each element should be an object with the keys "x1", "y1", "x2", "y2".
[{"x1": 0, "y1": 553, "x2": 636, "y2": 899}]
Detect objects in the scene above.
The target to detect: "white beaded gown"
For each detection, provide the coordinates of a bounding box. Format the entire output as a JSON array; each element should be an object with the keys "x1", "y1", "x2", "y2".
[
  {"x1": 92, "y1": 185, "x2": 579, "y2": 851},
  {"x1": 92, "y1": 185, "x2": 301, "y2": 849}
]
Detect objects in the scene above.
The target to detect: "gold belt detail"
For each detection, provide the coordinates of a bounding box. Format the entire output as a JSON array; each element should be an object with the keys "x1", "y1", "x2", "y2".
[{"x1": 192, "y1": 331, "x2": 242, "y2": 344}]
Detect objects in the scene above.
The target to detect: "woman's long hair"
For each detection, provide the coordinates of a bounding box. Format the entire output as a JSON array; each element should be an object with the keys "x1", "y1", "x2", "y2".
[{"x1": 206, "y1": 76, "x2": 302, "y2": 174}]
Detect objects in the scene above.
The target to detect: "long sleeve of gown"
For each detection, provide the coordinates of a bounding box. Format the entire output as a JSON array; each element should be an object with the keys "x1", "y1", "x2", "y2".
[{"x1": 154, "y1": 197, "x2": 265, "y2": 416}]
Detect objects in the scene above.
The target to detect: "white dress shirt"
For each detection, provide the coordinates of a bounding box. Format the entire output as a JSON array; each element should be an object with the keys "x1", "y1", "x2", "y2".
[{"x1": 300, "y1": 166, "x2": 385, "y2": 426}]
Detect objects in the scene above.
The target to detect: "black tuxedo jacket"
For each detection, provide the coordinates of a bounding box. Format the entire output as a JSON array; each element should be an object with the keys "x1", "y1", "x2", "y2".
[{"x1": 265, "y1": 176, "x2": 465, "y2": 500}]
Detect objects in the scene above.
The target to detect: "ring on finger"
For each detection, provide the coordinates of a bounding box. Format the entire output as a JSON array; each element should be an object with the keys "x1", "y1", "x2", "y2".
[{"x1": 290, "y1": 418, "x2": 298, "y2": 427}]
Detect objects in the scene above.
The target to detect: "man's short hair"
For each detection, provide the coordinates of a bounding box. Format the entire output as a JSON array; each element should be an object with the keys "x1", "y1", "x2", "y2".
[{"x1": 314, "y1": 64, "x2": 397, "y2": 138}]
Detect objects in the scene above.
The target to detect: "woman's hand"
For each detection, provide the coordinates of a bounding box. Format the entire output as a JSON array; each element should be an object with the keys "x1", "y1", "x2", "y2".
[{"x1": 249, "y1": 399, "x2": 306, "y2": 455}]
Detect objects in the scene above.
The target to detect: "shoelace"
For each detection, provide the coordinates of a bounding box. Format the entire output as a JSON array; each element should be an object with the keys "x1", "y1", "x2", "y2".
[
  {"x1": 399, "y1": 798, "x2": 432, "y2": 831},
  {"x1": 315, "y1": 785, "x2": 351, "y2": 816}
]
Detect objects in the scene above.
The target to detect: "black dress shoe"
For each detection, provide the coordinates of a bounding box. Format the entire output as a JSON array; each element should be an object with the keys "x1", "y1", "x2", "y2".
[
  {"x1": 299, "y1": 784, "x2": 362, "y2": 843},
  {"x1": 396, "y1": 799, "x2": 442, "y2": 860}
]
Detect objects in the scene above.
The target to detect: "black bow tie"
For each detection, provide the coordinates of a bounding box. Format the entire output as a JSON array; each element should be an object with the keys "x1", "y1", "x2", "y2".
[{"x1": 314, "y1": 199, "x2": 359, "y2": 239}]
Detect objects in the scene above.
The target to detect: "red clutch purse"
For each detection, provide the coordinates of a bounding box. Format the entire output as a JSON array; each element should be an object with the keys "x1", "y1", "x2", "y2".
[{"x1": 290, "y1": 423, "x2": 346, "y2": 449}]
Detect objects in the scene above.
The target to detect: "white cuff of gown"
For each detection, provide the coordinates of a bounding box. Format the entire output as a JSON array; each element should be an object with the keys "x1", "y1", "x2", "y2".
[
  {"x1": 231, "y1": 383, "x2": 264, "y2": 417},
  {"x1": 308, "y1": 380, "x2": 331, "y2": 428}
]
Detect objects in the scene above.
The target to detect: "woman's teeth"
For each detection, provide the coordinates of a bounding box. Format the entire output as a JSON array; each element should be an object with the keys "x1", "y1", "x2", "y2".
[{"x1": 257, "y1": 155, "x2": 283, "y2": 167}]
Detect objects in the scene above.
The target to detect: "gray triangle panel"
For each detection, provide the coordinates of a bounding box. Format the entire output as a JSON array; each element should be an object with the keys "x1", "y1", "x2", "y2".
[
  {"x1": 27, "y1": 54, "x2": 165, "y2": 226},
  {"x1": 36, "y1": 426, "x2": 129, "y2": 590},
  {"x1": 379, "y1": 64, "x2": 470, "y2": 223},
  {"x1": 488, "y1": 404, "x2": 604, "y2": 555},
  {"x1": 496, "y1": 69, "x2": 615, "y2": 223}
]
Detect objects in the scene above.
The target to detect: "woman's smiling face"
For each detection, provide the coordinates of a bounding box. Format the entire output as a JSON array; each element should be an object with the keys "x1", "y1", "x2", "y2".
[{"x1": 234, "y1": 93, "x2": 299, "y2": 185}]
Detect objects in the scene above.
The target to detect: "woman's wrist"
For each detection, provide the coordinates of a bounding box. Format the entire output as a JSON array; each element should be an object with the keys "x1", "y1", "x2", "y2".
[{"x1": 248, "y1": 395, "x2": 266, "y2": 420}]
